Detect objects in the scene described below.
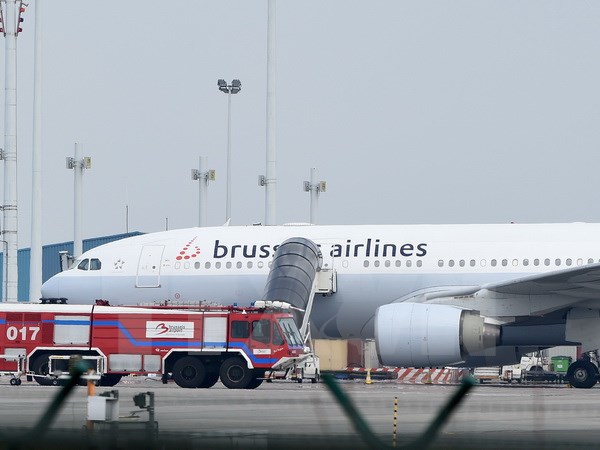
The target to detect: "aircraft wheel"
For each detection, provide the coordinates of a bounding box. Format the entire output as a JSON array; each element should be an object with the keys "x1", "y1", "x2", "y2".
[
  {"x1": 567, "y1": 360, "x2": 598, "y2": 389},
  {"x1": 9, "y1": 378, "x2": 17, "y2": 386},
  {"x1": 173, "y1": 357, "x2": 206, "y2": 388},
  {"x1": 220, "y1": 357, "x2": 252, "y2": 389},
  {"x1": 15, "y1": 378, "x2": 21, "y2": 386}
]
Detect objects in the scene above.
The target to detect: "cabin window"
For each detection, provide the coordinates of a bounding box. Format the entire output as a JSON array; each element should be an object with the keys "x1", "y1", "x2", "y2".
[
  {"x1": 480, "y1": 259, "x2": 487, "y2": 267},
  {"x1": 205, "y1": 262, "x2": 211, "y2": 269},
  {"x1": 251, "y1": 319, "x2": 271, "y2": 344},
  {"x1": 416, "y1": 260, "x2": 422, "y2": 268},
  {"x1": 555, "y1": 258, "x2": 561, "y2": 266},
  {"x1": 544, "y1": 258, "x2": 550, "y2": 266},
  {"x1": 577, "y1": 258, "x2": 583, "y2": 266},
  {"x1": 194, "y1": 262, "x2": 201, "y2": 269},
  {"x1": 231, "y1": 321, "x2": 249, "y2": 339},
  {"x1": 490, "y1": 259, "x2": 497, "y2": 267},
  {"x1": 448, "y1": 260, "x2": 455, "y2": 268},
  {"x1": 226, "y1": 262, "x2": 232, "y2": 269},
  {"x1": 385, "y1": 260, "x2": 391, "y2": 268},
  {"x1": 258, "y1": 261, "x2": 264, "y2": 269},
  {"x1": 77, "y1": 259, "x2": 89, "y2": 270},
  {"x1": 236, "y1": 262, "x2": 242, "y2": 269},
  {"x1": 566, "y1": 258, "x2": 572, "y2": 266},
  {"x1": 501, "y1": 259, "x2": 507, "y2": 267},
  {"x1": 512, "y1": 259, "x2": 518, "y2": 267},
  {"x1": 90, "y1": 259, "x2": 101, "y2": 270},
  {"x1": 215, "y1": 262, "x2": 221, "y2": 269},
  {"x1": 470, "y1": 260, "x2": 476, "y2": 267},
  {"x1": 588, "y1": 258, "x2": 594, "y2": 264},
  {"x1": 272, "y1": 324, "x2": 284, "y2": 346},
  {"x1": 247, "y1": 261, "x2": 253, "y2": 269},
  {"x1": 438, "y1": 260, "x2": 444, "y2": 267},
  {"x1": 459, "y1": 260, "x2": 465, "y2": 267},
  {"x1": 395, "y1": 260, "x2": 401, "y2": 267},
  {"x1": 374, "y1": 260, "x2": 380, "y2": 268},
  {"x1": 406, "y1": 260, "x2": 412, "y2": 268},
  {"x1": 534, "y1": 259, "x2": 540, "y2": 266},
  {"x1": 363, "y1": 261, "x2": 369, "y2": 268},
  {"x1": 523, "y1": 259, "x2": 529, "y2": 267}
]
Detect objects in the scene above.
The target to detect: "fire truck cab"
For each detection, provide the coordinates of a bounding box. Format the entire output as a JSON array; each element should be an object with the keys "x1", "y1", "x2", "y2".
[{"x1": 0, "y1": 302, "x2": 311, "y2": 389}]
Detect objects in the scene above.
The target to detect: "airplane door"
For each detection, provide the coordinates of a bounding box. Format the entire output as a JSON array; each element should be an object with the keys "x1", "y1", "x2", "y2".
[
  {"x1": 313, "y1": 240, "x2": 337, "y2": 294},
  {"x1": 136, "y1": 245, "x2": 164, "y2": 288}
]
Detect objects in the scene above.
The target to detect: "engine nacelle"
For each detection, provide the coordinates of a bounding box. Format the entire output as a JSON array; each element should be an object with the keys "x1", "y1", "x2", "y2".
[{"x1": 375, "y1": 303, "x2": 500, "y2": 367}]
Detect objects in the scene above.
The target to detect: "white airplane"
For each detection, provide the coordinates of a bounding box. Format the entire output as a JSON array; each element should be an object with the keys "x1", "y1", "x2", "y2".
[{"x1": 40, "y1": 223, "x2": 600, "y2": 388}]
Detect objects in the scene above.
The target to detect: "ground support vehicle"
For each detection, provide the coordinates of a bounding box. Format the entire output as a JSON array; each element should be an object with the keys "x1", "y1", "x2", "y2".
[
  {"x1": 522, "y1": 366, "x2": 559, "y2": 383},
  {"x1": 473, "y1": 366, "x2": 501, "y2": 384},
  {"x1": 501, "y1": 365, "x2": 522, "y2": 383},
  {"x1": 0, "y1": 302, "x2": 311, "y2": 389},
  {"x1": 0, "y1": 354, "x2": 27, "y2": 385}
]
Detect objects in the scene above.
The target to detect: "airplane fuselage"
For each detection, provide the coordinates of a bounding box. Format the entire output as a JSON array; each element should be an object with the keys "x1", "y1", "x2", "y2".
[{"x1": 40, "y1": 223, "x2": 600, "y2": 340}]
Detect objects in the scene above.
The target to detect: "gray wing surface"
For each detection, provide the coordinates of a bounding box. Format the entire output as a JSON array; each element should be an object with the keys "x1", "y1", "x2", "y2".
[{"x1": 482, "y1": 263, "x2": 600, "y2": 298}]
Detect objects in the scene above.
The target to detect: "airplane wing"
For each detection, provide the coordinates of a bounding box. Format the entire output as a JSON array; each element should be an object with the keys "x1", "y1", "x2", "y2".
[
  {"x1": 422, "y1": 263, "x2": 600, "y2": 318},
  {"x1": 482, "y1": 262, "x2": 600, "y2": 297}
]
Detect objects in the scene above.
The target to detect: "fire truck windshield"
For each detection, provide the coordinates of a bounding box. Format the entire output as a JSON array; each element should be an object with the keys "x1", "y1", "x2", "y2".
[{"x1": 278, "y1": 318, "x2": 303, "y2": 346}]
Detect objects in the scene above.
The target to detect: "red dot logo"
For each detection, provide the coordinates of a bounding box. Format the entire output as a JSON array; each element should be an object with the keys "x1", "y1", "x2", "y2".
[{"x1": 176, "y1": 237, "x2": 201, "y2": 261}]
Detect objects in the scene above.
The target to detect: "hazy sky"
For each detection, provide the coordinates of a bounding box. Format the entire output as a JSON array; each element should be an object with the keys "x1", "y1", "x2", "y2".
[{"x1": 3, "y1": 1, "x2": 600, "y2": 248}]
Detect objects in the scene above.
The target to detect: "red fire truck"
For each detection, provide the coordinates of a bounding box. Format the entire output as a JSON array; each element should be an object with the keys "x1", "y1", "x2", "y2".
[{"x1": 0, "y1": 302, "x2": 310, "y2": 389}]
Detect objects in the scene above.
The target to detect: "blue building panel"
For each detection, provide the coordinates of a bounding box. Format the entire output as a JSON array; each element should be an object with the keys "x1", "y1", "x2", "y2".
[{"x1": 0, "y1": 231, "x2": 143, "y2": 302}]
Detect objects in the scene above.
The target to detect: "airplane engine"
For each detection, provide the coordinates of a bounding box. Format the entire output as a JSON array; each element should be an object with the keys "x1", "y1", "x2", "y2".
[{"x1": 375, "y1": 303, "x2": 500, "y2": 367}]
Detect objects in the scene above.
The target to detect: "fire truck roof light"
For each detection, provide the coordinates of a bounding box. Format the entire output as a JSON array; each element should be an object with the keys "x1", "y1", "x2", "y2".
[{"x1": 253, "y1": 300, "x2": 291, "y2": 310}]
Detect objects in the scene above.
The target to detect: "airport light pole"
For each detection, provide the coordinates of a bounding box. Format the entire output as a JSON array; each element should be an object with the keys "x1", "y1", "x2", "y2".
[
  {"x1": 29, "y1": 0, "x2": 43, "y2": 303},
  {"x1": 191, "y1": 156, "x2": 215, "y2": 227},
  {"x1": 303, "y1": 168, "x2": 326, "y2": 224},
  {"x1": 0, "y1": 1, "x2": 27, "y2": 302},
  {"x1": 66, "y1": 143, "x2": 92, "y2": 259},
  {"x1": 217, "y1": 79, "x2": 241, "y2": 223}
]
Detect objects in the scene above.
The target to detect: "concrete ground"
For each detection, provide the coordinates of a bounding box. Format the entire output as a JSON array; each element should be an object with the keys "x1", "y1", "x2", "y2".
[{"x1": 0, "y1": 376, "x2": 598, "y2": 448}]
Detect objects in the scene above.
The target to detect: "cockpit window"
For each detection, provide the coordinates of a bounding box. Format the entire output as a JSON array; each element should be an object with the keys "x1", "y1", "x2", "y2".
[
  {"x1": 77, "y1": 259, "x2": 89, "y2": 270},
  {"x1": 90, "y1": 259, "x2": 101, "y2": 270}
]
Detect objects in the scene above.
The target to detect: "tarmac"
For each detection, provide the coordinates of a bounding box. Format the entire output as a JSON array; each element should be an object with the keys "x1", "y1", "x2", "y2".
[{"x1": 1, "y1": 376, "x2": 599, "y2": 448}]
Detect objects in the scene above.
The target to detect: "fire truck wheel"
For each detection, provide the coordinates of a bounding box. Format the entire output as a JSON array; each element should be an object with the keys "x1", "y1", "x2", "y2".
[
  {"x1": 219, "y1": 357, "x2": 252, "y2": 389},
  {"x1": 245, "y1": 377, "x2": 263, "y2": 389},
  {"x1": 99, "y1": 374, "x2": 122, "y2": 387},
  {"x1": 199, "y1": 371, "x2": 220, "y2": 388},
  {"x1": 31, "y1": 355, "x2": 51, "y2": 385},
  {"x1": 173, "y1": 356, "x2": 206, "y2": 388}
]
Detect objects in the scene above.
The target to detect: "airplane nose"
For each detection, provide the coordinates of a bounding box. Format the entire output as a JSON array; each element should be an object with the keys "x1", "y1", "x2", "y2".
[{"x1": 41, "y1": 276, "x2": 60, "y2": 300}]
